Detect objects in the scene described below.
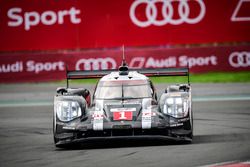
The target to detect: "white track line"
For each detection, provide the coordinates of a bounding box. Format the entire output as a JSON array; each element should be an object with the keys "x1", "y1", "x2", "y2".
[{"x1": 199, "y1": 160, "x2": 250, "y2": 167}]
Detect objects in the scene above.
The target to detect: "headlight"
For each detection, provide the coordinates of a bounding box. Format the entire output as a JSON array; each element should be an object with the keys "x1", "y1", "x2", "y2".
[
  {"x1": 163, "y1": 97, "x2": 188, "y2": 118},
  {"x1": 55, "y1": 101, "x2": 82, "y2": 121}
]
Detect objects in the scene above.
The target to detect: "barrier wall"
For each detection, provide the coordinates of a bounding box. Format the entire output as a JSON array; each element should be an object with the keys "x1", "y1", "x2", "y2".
[
  {"x1": 0, "y1": 0, "x2": 250, "y2": 82},
  {"x1": 1, "y1": 45, "x2": 250, "y2": 82},
  {"x1": 0, "y1": 0, "x2": 250, "y2": 51}
]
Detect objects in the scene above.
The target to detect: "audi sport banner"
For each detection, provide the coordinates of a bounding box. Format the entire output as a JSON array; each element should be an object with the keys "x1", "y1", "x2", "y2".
[
  {"x1": 0, "y1": 45, "x2": 250, "y2": 83},
  {"x1": 0, "y1": 0, "x2": 250, "y2": 51}
]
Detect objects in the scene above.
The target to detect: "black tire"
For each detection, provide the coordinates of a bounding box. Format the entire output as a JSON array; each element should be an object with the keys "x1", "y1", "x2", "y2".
[{"x1": 53, "y1": 111, "x2": 60, "y2": 145}]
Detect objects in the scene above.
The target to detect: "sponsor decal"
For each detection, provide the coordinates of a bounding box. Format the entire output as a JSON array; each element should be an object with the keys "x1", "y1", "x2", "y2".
[
  {"x1": 26, "y1": 60, "x2": 65, "y2": 74},
  {"x1": 178, "y1": 118, "x2": 190, "y2": 122},
  {"x1": 0, "y1": 61, "x2": 23, "y2": 73},
  {"x1": 110, "y1": 108, "x2": 136, "y2": 112},
  {"x1": 111, "y1": 108, "x2": 136, "y2": 121},
  {"x1": 231, "y1": 0, "x2": 250, "y2": 22},
  {"x1": 142, "y1": 98, "x2": 153, "y2": 129},
  {"x1": 0, "y1": 60, "x2": 64, "y2": 74},
  {"x1": 145, "y1": 57, "x2": 177, "y2": 68},
  {"x1": 113, "y1": 112, "x2": 133, "y2": 121},
  {"x1": 0, "y1": 45, "x2": 250, "y2": 82},
  {"x1": 170, "y1": 123, "x2": 183, "y2": 127},
  {"x1": 1, "y1": 1, "x2": 250, "y2": 51},
  {"x1": 129, "y1": 55, "x2": 218, "y2": 68},
  {"x1": 62, "y1": 126, "x2": 76, "y2": 130},
  {"x1": 130, "y1": 0, "x2": 206, "y2": 27},
  {"x1": 142, "y1": 112, "x2": 156, "y2": 117},
  {"x1": 93, "y1": 100, "x2": 104, "y2": 131},
  {"x1": 92, "y1": 112, "x2": 104, "y2": 131},
  {"x1": 229, "y1": 51, "x2": 250, "y2": 68},
  {"x1": 178, "y1": 55, "x2": 218, "y2": 68},
  {"x1": 7, "y1": 7, "x2": 81, "y2": 31},
  {"x1": 142, "y1": 109, "x2": 152, "y2": 129},
  {"x1": 76, "y1": 58, "x2": 117, "y2": 70}
]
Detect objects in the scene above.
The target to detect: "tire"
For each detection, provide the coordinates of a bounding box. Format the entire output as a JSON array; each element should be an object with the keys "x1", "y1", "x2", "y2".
[{"x1": 53, "y1": 111, "x2": 60, "y2": 145}]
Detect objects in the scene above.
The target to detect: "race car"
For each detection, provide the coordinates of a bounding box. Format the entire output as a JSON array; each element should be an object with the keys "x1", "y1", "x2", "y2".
[{"x1": 53, "y1": 60, "x2": 193, "y2": 148}]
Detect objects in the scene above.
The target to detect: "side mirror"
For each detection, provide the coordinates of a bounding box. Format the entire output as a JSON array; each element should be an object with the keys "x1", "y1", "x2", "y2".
[
  {"x1": 83, "y1": 89, "x2": 91, "y2": 107},
  {"x1": 165, "y1": 89, "x2": 168, "y2": 93},
  {"x1": 56, "y1": 87, "x2": 67, "y2": 95}
]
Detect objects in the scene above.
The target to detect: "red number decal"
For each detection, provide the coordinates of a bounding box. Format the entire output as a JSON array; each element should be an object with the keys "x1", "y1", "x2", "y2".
[{"x1": 113, "y1": 111, "x2": 132, "y2": 120}]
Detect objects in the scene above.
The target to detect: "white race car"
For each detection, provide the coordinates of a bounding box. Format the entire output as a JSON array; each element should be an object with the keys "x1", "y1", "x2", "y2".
[{"x1": 53, "y1": 60, "x2": 192, "y2": 148}]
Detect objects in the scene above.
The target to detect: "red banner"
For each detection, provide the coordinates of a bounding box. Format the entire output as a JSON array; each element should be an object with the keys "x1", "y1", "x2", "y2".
[
  {"x1": 0, "y1": 0, "x2": 250, "y2": 51},
  {"x1": 0, "y1": 45, "x2": 250, "y2": 83}
]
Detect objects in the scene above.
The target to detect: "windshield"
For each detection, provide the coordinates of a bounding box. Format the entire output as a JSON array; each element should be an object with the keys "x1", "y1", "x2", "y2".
[{"x1": 94, "y1": 80, "x2": 152, "y2": 99}]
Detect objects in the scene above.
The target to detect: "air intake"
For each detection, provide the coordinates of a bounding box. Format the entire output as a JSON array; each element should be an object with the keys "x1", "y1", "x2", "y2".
[{"x1": 119, "y1": 65, "x2": 129, "y2": 75}]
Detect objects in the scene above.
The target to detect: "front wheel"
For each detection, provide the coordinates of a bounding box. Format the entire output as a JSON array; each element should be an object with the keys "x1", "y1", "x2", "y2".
[{"x1": 53, "y1": 111, "x2": 60, "y2": 146}]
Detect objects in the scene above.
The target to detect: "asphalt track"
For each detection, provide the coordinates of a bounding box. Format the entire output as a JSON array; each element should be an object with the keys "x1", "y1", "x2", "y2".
[{"x1": 0, "y1": 83, "x2": 250, "y2": 167}]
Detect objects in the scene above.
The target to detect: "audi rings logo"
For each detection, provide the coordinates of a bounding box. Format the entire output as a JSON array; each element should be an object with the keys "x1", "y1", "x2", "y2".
[
  {"x1": 229, "y1": 52, "x2": 250, "y2": 68},
  {"x1": 129, "y1": 0, "x2": 206, "y2": 27},
  {"x1": 76, "y1": 58, "x2": 117, "y2": 70}
]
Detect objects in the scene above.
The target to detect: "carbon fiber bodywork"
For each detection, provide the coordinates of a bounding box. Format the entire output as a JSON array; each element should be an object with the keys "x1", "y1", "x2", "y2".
[{"x1": 53, "y1": 66, "x2": 192, "y2": 148}]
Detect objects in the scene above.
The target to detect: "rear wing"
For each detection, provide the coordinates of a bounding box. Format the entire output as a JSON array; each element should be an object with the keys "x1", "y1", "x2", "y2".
[
  {"x1": 66, "y1": 67, "x2": 190, "y2": 88},
  {"x1": 137, "y1": 67, "x2": 190, "y2": 85},
  {"x1": 137, "y1": 68, "x2": 189, "y2": 77},
  {"x1": 66, "y1": 68, "x2": 116, "y2": 88}
]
